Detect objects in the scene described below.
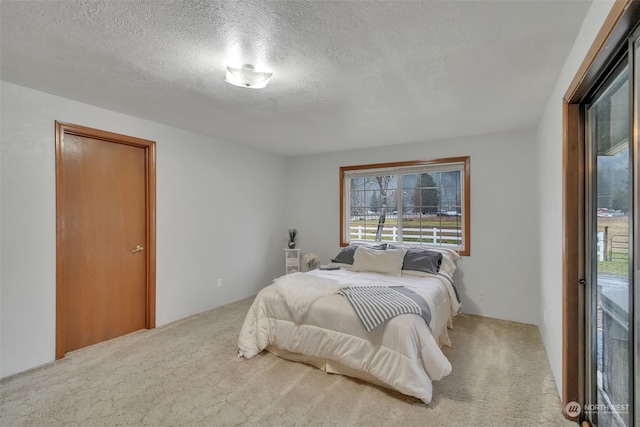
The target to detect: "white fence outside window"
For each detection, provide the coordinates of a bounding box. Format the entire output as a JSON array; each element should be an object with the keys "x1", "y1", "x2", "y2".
[{"x1": 349, "y1": 225, "x2": 461, "y2": 246}]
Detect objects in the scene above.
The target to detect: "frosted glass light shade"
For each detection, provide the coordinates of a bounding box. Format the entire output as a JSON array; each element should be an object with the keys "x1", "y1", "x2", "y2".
[{"x1": 225, "y1": 64, "x2": 273, "y2": 89}]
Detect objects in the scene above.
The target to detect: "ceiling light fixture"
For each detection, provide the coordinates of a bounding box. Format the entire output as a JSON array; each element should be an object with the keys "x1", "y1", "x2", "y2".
[{"x1": 225, "y1": 64, "x2": 273, "y2": 89}]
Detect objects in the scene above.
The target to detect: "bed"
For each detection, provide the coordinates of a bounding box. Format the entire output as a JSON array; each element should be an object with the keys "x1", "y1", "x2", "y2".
[{"x1": 237, "y1": 245, "x2": 461, "y2": 404}]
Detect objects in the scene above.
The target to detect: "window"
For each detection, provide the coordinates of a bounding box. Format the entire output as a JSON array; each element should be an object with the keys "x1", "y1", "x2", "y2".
[{"x1": 340, "y1": 157, "x2": 470, "y2": 255}]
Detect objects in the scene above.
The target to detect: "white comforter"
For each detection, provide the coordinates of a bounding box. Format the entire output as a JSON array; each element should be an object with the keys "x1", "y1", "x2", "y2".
[{"x1": 237, "y1": 268, "x2": 460, "y2": 404}]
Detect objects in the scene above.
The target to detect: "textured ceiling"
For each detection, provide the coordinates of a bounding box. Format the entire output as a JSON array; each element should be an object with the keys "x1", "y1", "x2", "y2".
[{"x1": 0, "y1": 0, "x2": 592, "y2": 156}]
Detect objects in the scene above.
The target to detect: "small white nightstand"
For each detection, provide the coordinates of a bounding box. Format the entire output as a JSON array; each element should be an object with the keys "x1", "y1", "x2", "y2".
[{"x1": 284, "y1": 248, "x2": 301, "y2": 274}]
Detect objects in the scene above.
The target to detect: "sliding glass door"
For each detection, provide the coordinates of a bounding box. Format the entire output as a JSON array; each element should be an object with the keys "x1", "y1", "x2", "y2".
[{"x1": 585, "y1": 43, "x2": 635, "y2": 427}]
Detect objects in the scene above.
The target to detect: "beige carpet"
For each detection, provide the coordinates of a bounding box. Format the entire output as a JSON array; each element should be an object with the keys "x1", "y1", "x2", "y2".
[{"x1": 0, "y1": 297, "x2": 573, "y2": 426}]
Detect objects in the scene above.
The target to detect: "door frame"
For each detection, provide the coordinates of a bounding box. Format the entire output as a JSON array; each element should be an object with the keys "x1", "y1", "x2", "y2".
[
  {"x1": 562, "y1": 0, "x2": 640, "y2": 420},
  {"x1": 55, "y1": 121, "x2": 156, "y2": 359}
]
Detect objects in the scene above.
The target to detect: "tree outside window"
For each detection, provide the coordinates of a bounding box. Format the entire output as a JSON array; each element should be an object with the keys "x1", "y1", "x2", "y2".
[{"x1": 340, "y1": 157, "x2": 470, "y2": 255}]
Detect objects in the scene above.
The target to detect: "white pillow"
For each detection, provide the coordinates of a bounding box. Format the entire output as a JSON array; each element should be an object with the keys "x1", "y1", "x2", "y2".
[{"x1": 352, "y1": 246, "x2": 406, "y2": 276}]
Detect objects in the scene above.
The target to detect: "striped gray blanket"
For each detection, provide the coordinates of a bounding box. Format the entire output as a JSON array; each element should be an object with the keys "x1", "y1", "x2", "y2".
[{"x1": 337, "y1": 286, "x2": 432, "y2": 332}]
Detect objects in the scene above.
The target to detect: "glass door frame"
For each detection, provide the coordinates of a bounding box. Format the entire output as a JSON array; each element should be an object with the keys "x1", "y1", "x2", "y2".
[
  {"x1": 583, "y1": 55, "x2": 640, "y2": 425},
  {"x1": 633, "y1": 31, "x2": 640, "y2": 427},
  {"x1": 561, "y1": 2, "x2": 640, "y2": 424},
  {"x1": 583, "y1": 31, "x2": 637, "y2": 427}
]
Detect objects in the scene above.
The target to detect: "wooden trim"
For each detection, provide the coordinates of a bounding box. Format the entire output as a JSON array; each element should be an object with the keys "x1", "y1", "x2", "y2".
[
  {"x1": 339, "y1": 157, "x2": 470, "y2": 173},
  {"x1": 339, "y1": 157, "x2": 471, "y2": 256},
  {"x1": 562, "y1": 102, "x2": 582, "y2": 418},
  {"x1": 461, "y1": 156, "x2": 471, "y2": 257},
  {"x1": 55, "y1": 122, "x2": 66, "y2": 360},
  {"x1": 55, "y1": 121, "x2": 157, "y2": 359},
  {"x1": 146, "y1": 142, "x2": 157, "y2": 329},
  {"x1": 564, "y1": 0, "x2": 632, "y2": 102}
]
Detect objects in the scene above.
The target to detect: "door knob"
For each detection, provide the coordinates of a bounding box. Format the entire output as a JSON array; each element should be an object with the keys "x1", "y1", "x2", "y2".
[{"x1": 131, "y1": 245, "x2": 144, "y2": 254}]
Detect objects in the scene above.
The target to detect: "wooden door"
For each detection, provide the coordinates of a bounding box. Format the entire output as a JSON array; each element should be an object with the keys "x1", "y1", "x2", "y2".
[{"x1": 56, "y1": 122, "x2": 156, "y2": 358}]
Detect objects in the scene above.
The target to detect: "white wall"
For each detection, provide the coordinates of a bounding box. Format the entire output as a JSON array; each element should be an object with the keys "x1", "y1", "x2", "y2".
[
  {"x1": 536, "y1": 0, "x2": 615, "y2": 396},
  {"x1": 0, "y1": 82, "x2": 287, "y2": 377},
  {"x1": 0, "y1": 0, "x2": 615, "y2": 383},
  {"x1": 285, "y1": 129, "x2": 540, "y2": 324}
]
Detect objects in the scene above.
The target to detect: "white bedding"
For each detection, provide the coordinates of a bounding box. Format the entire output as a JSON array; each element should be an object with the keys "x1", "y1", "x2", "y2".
[{"x1": 237, "y1": 267, "x2": 460, "y2": 404}]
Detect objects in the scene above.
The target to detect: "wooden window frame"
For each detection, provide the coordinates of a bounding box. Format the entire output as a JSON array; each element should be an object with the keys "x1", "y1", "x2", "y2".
[{"x1": 339, "y1": 157, "x2": 471, "y2": 256}]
